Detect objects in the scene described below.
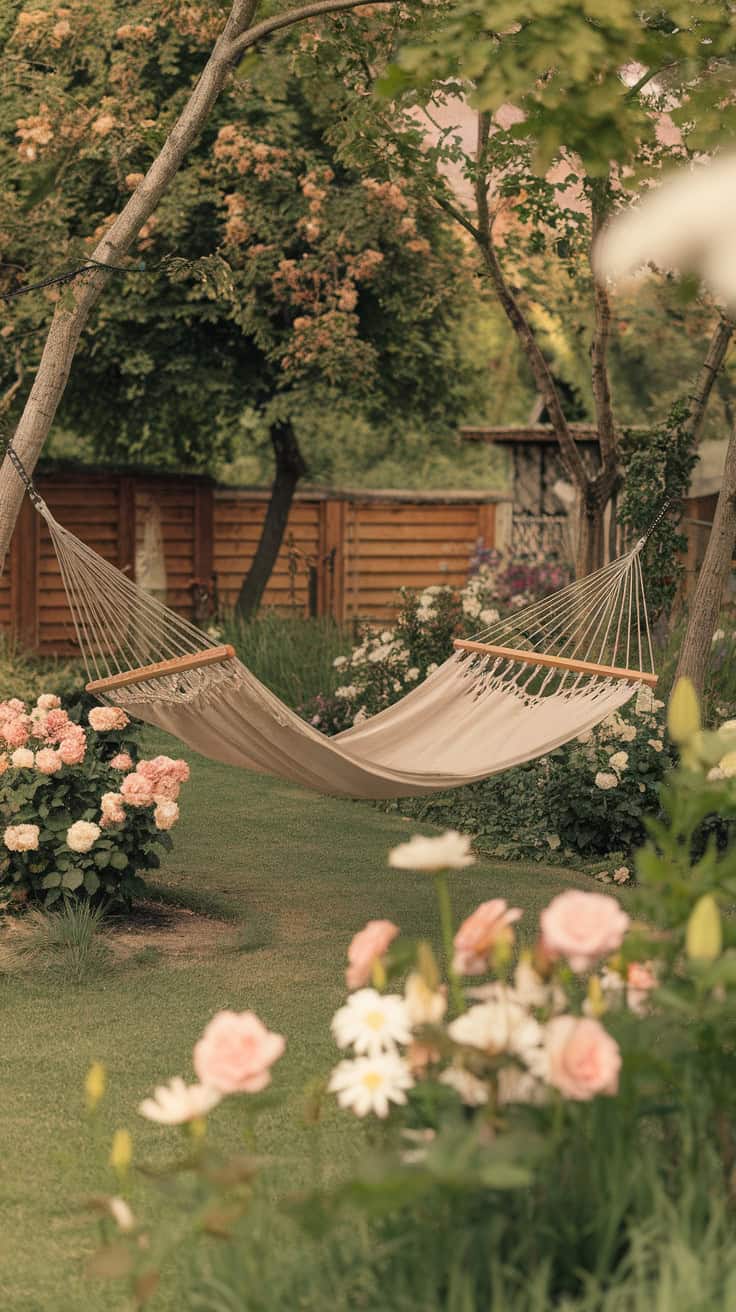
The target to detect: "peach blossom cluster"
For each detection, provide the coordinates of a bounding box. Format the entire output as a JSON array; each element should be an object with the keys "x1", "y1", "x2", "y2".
[{"x1": 15, "y1": 105, "x2": 54, "y2": 162}]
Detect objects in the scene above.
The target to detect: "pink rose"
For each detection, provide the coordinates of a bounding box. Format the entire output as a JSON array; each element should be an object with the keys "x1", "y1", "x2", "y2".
[
  {"x1": 89, "y1": 706, "x2": 129, "y2": 732},
  {"x1": 627, "y1": 961, "x2": 657, "y2": 1016},
  {"x1": 452, "y1": 899, "x2": 523, "y2": 975},
  {"x1": 120, "y1": 771, "x2": 154, "y2": 806},
  {"x1": 57, "y1": 727, "x2": 86, "y2": 766},
  {"x1": 540, "y1": 890, "x2": 630, "y2": 973},
  {"x1": 110, "y1": 752, "x2": 133, "y2": 772},
  {"x1": 3, "y1": 717, "x2": 29, "y2": 748},
  {"x1": 35, "y1": 748, "x2": 62, "y2": 775},
  {"x1": 345, "y1": 919, "x2": 399, "y2": 990},
  {"x1": 151, "y1": 776, "x2": 181, "y2": 803},
  {"x1": 193, "y1": 1010, "x2": 285, "y2": 1094},
  {"x1": 36, "y1": 694, "x2": 61, "y2": 711},
  {"x1": 44, "y1": 708, "x2": 71, "y2": 740},
  {"x1": 154, "y1": 800, "x2": 179, "y2": 830},
  {"x1": 545, "y1": 1015, "x2": 621, "y2": 1100}
]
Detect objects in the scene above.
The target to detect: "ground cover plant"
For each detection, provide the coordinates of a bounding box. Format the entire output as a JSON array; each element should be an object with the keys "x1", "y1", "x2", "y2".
[{"x1": 50, "y1": 680, "x2": 736, "y2": 1310}]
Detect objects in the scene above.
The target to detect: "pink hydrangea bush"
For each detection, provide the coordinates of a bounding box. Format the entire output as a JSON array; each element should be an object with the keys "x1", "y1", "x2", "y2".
[{"x1": 0, "y1": 694, "x2": 190, "y2": 908}]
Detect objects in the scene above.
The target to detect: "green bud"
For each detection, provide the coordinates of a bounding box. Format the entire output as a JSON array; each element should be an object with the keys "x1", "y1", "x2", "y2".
[
  {"x1": 668, "y1": 678, "x2": 701, "y2": 747},
  {"x1": 686, "y1": 894, "x2": 722, "y2": 962}
]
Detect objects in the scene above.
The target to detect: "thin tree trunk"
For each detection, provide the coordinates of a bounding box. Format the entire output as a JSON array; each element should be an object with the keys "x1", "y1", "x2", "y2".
[
  {"x1": 675, "y1": 421, "x2": 736, "y2": 694},
  {"x1": 0, "y1": 0, "x2": 393, "y2": 569},
  {"x1": 681, "y1": 316, "x2": 734, "y2": 445},
  {"x1": 235, "y1": 420, "x2": 307, "y2": 619}
]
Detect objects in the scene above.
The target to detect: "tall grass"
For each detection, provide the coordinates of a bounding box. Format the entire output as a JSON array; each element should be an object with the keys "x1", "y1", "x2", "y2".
[
  {"x1": 218, "y1": 611, "x2": 353, "y2": 708},
  {"x1": 0, "y1": 633, "x2": 85, "y2": 704},
  {"x1": 0, "y1": 901, "x2": 111, "y2": 984}
]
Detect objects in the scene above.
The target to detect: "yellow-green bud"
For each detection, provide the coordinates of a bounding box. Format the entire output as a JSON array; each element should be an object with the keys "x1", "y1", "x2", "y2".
[
  {"x1": 586, "y1": 975, "x2": 606, "y2": 1018},
  {"x1": 686, "y1": 894, "x2": 722, "y2": 962},
  {"x1": 668, "y1": 678, "x2": 701, "y2": 747},
  {"x1": 85, "y1": 1061, "x2": 106, "y2": 1111},
  {"x1": 110, "y1": 1128, "x2": 133, "y2": 1176}
]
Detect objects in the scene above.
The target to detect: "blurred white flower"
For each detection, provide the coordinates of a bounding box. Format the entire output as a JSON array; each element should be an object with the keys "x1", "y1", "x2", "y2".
[
  {"x1": 546, "y1": 833, "x2": 561, "y2": 850},
  {"x1": 333, "y1": 655, "x2": 348, "y2": 669},
  {"x1": 406, "y1": 667, "x2": 420, "y2": 681},
  {"x1": 335, "y1": 685, "x2": 357, "y2": 699},
  {"x1": 328, "y1": 1053, "x2": 413, "y2": 1118},
  {"x1": 331, "y1": 989, "x2": 411, "y2": 1055},
  {"x1": 426, "y1": 662, "x2": 438, "y2": 675},
  {"x1": 138, "y1": 1077, "x2": 222, "y2": 1124},
  {"x1": 108, "y1": 1197, "x2": 136, "y2": 1232},
  {"x1": 404, "y1": 972, "x2": 447, "y2": 1027},
  {"x1": 389, "y1": 830, "x2": 475, "y2": 871},
  {"x1": 609, "y1": 751, "x2": 629, "y2": 774},
  {"x1": 352, "y1": 707, "x2": 368, "y2": 726},
  {"x1": 647, "y1": 739, "x2": 664, "y2": 753},
  {"x1": 440, "y1": 1064, "x2": 488, "y2": 1106},
  {"x1": 594, "y1": 154, "x2": 736, "y2": 309}
]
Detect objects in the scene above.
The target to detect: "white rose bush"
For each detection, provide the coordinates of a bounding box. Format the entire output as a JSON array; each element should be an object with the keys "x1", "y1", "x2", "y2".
[{"x1": 0, "y1": 694, "x2": 190, "y2": 907}]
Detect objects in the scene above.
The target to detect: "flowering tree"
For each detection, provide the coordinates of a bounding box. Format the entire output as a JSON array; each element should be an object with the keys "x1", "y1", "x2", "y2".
[{"x1": 309, "y1": 0, "x2": 736, "y2": 576}]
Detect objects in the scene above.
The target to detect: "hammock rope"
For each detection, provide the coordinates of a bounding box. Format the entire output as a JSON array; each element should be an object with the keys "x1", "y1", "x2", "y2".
[{"x1": 2, "y1": 447, "x2": 661, "y2": 799}]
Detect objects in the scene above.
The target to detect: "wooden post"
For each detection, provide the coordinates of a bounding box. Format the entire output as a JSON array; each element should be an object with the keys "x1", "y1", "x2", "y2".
[
  {"x1": 319, "y1": 497, "x2": 345, "y2": 621},
  {"x1": 11, "y1": 496, "x2": 39, "y2": 650},
  {"x1": 193, "y1": 482, "x2": 214, "y2": 582},
  {"x1": 477, "y1": 502, "x2": 496, "y2": 551},
  {"x1": 118, "y1": 476, "x2": 136, "y2": 578}
]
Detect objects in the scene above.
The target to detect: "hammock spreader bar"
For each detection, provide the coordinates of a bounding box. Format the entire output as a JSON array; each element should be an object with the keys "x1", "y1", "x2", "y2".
[
  {"x1": 452, "y1": 640, "x2": 658, "y2": 687},
  {"x1": 85, "y1": 644, "x2": 237, "y2": 695}
]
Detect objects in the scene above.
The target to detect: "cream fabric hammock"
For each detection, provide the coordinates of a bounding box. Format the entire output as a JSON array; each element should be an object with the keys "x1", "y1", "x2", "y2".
[{"x1": 21, "y1": 482, "x2": 657, "y2": 800}]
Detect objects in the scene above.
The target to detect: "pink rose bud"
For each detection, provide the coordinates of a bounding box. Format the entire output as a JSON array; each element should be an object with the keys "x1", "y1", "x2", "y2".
[
  {"x1": 452, "y1": 899, "x2": 523, "y2": 975},
  {"x1": 345, "y1": 920, "x2": 399, "y2": 990},
  {"x1": 540, "y1": 890, "x2": 630, "y2": 973}
]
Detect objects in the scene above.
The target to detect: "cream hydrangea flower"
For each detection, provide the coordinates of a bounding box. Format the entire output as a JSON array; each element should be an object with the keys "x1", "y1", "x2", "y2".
[
  {"x1": 328, "y1": 1053, "x2": 413, "y2": 1118},
  {"x1": 595, "y1": 771, "x2": 619, "y2": 791},
  {"x1": 10, "y1": 747, "x2": 34, "y2": 768},
  {"x1": 331, "y1": 989, "x2": 411, "y2": 1055},
  {"x1": 66, "y1": 820, "x2": 100, "y2": 853},
  {"x1": 609, "y1": 751, "x2": 628, "y2": 774},
  {"x1": 4, "y1": 823, "x2": 39, "y2": 851},
  {"x1": 389, "y1": 830, "x2": 475, "y2": 872},
  {"x1": 138, "y1": 1077, "x2": 222, "y2": 1124}
]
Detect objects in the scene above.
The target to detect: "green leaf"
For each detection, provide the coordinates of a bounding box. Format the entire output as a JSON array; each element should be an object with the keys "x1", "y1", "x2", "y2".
[
  {"x1": 109, "y1": 852, "x2": 128, "y2": 871},
  {"x1": 41, "y1": 873, "x2": 61, "y2": 889},
  {"x1": 62, "y1": 868, "x2": 84, "y2": 891},
  {"x1": 84, "y1": 869, "x2": 100, "y2": 896}
]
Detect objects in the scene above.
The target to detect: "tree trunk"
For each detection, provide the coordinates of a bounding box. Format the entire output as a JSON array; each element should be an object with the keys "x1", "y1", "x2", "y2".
[
  {"x1": 675, "y1": 421, "x2": 736, "y2": 695},
  {"x1": 235, "y1": 420, "x2": 307, "y2": 619},
  {"x1": 0, "y1": 0, "x2": 384, "y2": 569}
]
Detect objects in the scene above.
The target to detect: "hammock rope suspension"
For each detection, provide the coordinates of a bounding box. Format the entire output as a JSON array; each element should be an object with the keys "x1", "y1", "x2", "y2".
[{"x1": 5, "y1": 450, "x2": 661, "y2": 800}]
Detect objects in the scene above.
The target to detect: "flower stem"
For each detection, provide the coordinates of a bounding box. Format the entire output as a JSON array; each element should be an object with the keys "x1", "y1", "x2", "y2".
[{"x1": 433, "y1": 871, "x2": 464, "y2": 1016}]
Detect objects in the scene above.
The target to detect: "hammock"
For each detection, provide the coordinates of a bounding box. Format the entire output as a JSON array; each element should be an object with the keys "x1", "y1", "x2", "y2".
[{"x1": 16, "y1": 475, "x2": 658, "y2": 800}]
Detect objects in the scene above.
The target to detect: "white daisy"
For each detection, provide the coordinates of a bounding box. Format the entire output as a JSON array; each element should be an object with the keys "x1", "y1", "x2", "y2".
[
  {"x1": 388, "y1": 829, "x2": 475, "y2": 872},
  {"x1": 331, "y1": 989, "x2": 411, "y2": 1055},
  {"x1": 328, "y1": 1053, "x2": 413, "y2": 1118}
]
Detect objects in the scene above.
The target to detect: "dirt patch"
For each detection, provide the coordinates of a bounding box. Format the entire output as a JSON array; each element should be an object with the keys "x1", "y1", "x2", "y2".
[{"x1": 104, "y1": 900, "x2": 238, "y2": 963}]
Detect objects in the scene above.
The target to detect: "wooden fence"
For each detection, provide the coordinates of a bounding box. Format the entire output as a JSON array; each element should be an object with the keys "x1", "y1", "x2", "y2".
[{"x1": 0, "y1": 468, "x2": 510, "y2": 653}]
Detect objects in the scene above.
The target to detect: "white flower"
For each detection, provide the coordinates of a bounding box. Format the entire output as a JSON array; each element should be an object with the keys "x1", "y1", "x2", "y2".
[
  {"x1": 462, "y1": 596, "x2": 482, "y2": 618},
  {"x1": 333, "y1": 655, "x2": 348, "y2": 669},
  {"x1": 368, "y1": 643, "x2": 392, "y2": 663},
  {"x1": 404, "y1": 972, "x2": 447, "y2": 1027},
  {"x1": 108, "y1": 1197, "x2": 136, "y2": 1232},
  {"x1": 4, "y1": 823, "x2": 40, "y2": 852},
  {"x1": 416, "y1": 605, "x2": 435, "y2": 622},
  {"x1": 619, "y1": 724, "x2": 637, "y2": 743},
  {"x1": 36, "y1": 693, "x2": 61, "y2": 711},
  {"x1": 647, "y1": 738, "x2": 663, "y2": 753},
  {"x1": 331, "y1": 989, "x2": 411, "y2": 1055},
  {"x1": 595, "y1": 771, "x2": 619, "y2": 791},
  {"x1": 635, "y1": 687, "x2": 655, "y2": 714},
  {"x1": 497, "y1": 1066, "x2": 548, "y2": 1106},
  {"x1": 712, "y1": 629, "x2": 725, "y2": 643},
  {"x1": 609, "y1": 751, "x2": 629, "y2": 774},
  {"x1": 335, "y1": 685, "x2": 357, "y2": 699},
  {"x1": 380, "y1": 630, "x2": 393, "y2": 642},
  {"x1": 479, "y1": 608, "x2": 500, "y2": 625},
  {"x1": 449, "y1": 992, "x2": 544, "y2": 1067},
  {"x1": 612, "y1": 866, "x2": 630, "y2": 884},
  {"x1": 352, "y1": 707, "x2": 368, "y2": 726},
  {"x1": 406, "y1": 667, "x2": 420, "y2": 681},
  {"x1": 328, "y1": 1053, "x2": 413, "y2": 1118},
  {"x1": 639, "y1": 782, "x2": 646, "y2": 793},
  {"x1": 10, "y1": 747, "x2": 34, "y2": 768},
  {"x1": 138, "y1": 1077, "x2": 222, "y2": 1124},
  {"x1": 439, "y1": 1064, "x2": 488, "y2": 1106},
  {"x1": 426, "y1": 662, "x2": 438, "y2": 675},
  {"x1": 545, "y1": 833, "x2": 561, "y2": 850},
  {"x1": 66, "y1": 820, "x2": 100, "y2": 853},
  {"x1": 388, "y1": 829, "x2": 474, "y2": 872}
]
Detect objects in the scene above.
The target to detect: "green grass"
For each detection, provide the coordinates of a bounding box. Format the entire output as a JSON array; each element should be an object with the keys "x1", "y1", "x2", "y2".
[{"x1": 0, "y1": 728, "x2": 600, "y2": 1312}]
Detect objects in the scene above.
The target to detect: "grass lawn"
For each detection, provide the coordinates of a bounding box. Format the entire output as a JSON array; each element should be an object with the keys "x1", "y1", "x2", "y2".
[{"x1": 0, "y1": 729, "x2": 600, "y2": 1312}]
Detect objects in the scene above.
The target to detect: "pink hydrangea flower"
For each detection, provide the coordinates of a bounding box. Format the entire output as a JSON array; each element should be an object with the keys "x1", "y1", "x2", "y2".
[
  {"x1": 453, "y1": 900, "x2": 523, "y2": 975},
  {"x1": 0, "y1": 699, "x2": 26, "y2": 722},
  {"x1": 89, "y1": 706, "x2": 129, "y2": 732},
  {"x1": 120, "y1": 771, "x2": 154, "y2": 806},
  {"x1": 100, "y1": 791, "x2": 125, "y2": 824},
  {"x1": 0, "y1": 753, "x2": 8, "y2": 775},
  {"x1": 57, "y1": 727, "x2": 86, "y2": 766},
  {"x1": 540, "y1": 890, "x2": 630, "y2": 973},
  {"x1": 545, "y1": 1015, "x2": 621, "y2": 1100},
  {"x1": 35, "y1": 748, "x2": 62, "y2": 775},
  {"x1": 346, "y1": 920, "x2": 399, "y2": 990},
  {"x1": 110, "y1": 752, "x2": 133, "y2": 772},
  {"x1": 151, "y1": 776, "x2": 181, "y2": 803},
  {"x1": 3, "y1": 717, "x2": 29, "y2": 748},
  {"x1": 193, "y1": 1010, "x2": 285, "y2": 1094}
]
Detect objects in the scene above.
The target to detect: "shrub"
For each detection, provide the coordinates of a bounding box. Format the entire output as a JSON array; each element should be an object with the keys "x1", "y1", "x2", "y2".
[{"x1": 0, "y1": 694, "x2": 190, "y2": 908}]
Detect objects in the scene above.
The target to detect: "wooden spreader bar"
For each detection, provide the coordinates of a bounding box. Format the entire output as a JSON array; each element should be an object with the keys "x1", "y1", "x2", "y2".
[
  {"x1": 453, "y1": 640, "x2": 658, "y2": 688},
  {"x1": 86, "y1": 645, "x2": 237, "y2": 695}
]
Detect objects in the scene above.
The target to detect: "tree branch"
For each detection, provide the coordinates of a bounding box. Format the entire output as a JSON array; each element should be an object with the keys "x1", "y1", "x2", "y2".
[
  {"x1": 589, "y1": 182, "x2": 618, "y2": 476},
  {"x1": 680, "y1": 314, "x2": 734, "y2": 446},
  {"x1": 228, "y1": 0, "x2": 397, "y2": 56}
]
